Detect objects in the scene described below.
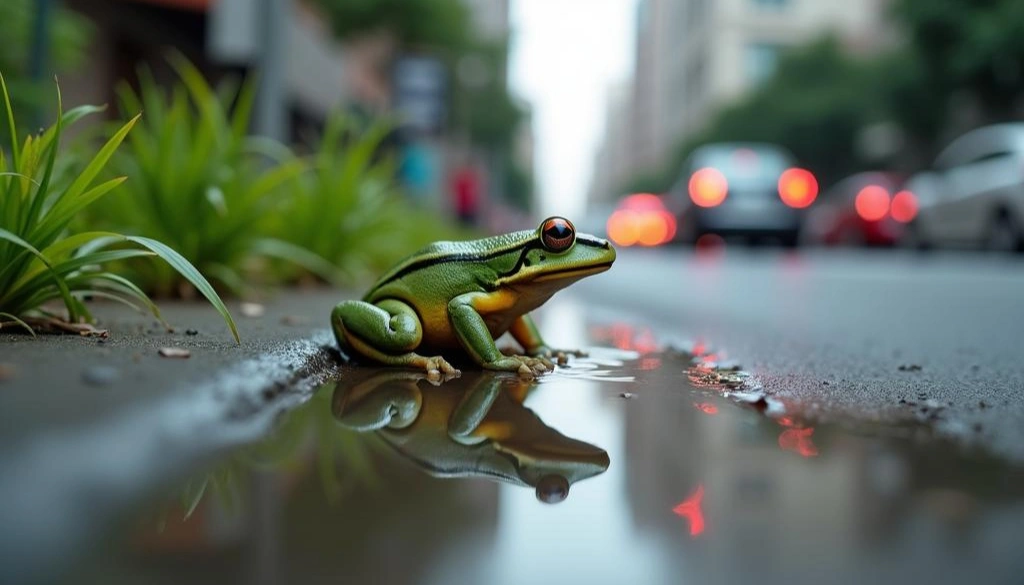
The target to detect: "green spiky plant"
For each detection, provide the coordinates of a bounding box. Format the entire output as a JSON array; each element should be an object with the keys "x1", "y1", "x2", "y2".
[
  {"x1": 94, "y1": 55, "x2": 335, "y2": 297},
  {"x1": 272, "y1": 113, "x2": 466, "y2": 285},
  {"x1": 0, "y1": 73, "x2": 239, "y2": 341}
]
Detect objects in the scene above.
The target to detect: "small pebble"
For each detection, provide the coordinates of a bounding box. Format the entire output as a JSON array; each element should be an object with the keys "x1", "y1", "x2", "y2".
[
  {"x1": 619, "y1": 392, "x2": 636, "y2": 400},
  {"x1": 158, "y1": 347, "x2": 191, "y2": 359},
  {"x1": 0, "y1": 363, "x2": 15, "y2": 382},
  {"x1": 280, "y1": 315, "x2": 306, "y2": 326},
  {"x1": 899, "y1": 364, "x2": 923, "y2": 372},
  {"x1": 82, "y1": 365, "x2": 119, "y2": 387},
  {"x1": 240, "y1": 302, "x2": 266, "y2": 318},
  {"x1": 185, "y1": 329, "x2": 199, "y2": 336}
]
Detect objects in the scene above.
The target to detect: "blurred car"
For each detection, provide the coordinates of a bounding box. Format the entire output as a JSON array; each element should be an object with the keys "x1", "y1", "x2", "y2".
[
  {"x1": 802, "y1": 172, "x2": 916, "y2": 246},
  {"x1": 903, "y1": 123, "x2": 1024, "y2": 252},
  {"x1": 664, "y1": 143, "x2": 818, "y2": 247},
  {"x1": 605, "y1": 193, "x2": 677, "y2": 247}
]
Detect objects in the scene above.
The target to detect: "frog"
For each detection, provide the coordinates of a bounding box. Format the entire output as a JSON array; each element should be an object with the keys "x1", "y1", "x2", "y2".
[
  {"x1": 331, "y1": 216, "x2": 616, "y2": 379},
  {"x1": 331, "y1": 369, "x2": 611, "y2": 503}
]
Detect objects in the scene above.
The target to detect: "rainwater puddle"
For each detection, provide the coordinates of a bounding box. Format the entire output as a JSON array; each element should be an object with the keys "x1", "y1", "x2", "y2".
[{"x1": 62, "y1": 317, "x2": 1024, "y2": 585}]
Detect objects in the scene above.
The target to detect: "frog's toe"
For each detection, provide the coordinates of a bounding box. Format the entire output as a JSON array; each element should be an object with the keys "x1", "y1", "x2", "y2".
[
  {"x1": 552, "y1": 349, "x2": 587, "y2": 364},
  {"x1": 423, "y1": 356, "x2": 460, "y2": 381}
]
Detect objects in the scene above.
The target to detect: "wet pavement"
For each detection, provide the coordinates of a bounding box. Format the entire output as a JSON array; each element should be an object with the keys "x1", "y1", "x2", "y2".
[
  {"x1": 3, "y1": 249, "x2": 1024, "y2": 584},
  {"x1": 1, "y1": 294, "x2": 1022, "y2": 585}
]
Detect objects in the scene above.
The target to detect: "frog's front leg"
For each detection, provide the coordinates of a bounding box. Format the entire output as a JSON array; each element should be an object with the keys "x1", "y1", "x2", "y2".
[
  {"x1": 332, "y1": 298, "x2": 460, "y2": 380},
  {"x1": 509, "y1": 313, "x2": 587, "y2": 365},
  {"x1": 448, "y1": 292, "x2": 554, "y2": 377}
]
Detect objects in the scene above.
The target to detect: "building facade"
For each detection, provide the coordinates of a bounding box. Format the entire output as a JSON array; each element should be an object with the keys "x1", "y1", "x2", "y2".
[{"x1": 589, "y1": 0, "x2": 895, "y2": 206}]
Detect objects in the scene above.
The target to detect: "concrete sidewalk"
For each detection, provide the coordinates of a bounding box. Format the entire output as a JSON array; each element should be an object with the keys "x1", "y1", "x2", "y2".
[{"x1": 0, "y1": 289, "x2": 350, "y2": 443}]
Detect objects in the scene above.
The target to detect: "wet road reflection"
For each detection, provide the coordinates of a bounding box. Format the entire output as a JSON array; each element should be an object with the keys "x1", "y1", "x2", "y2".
[{"x1": 64, "y1": 304, "x2": 1024, "y2": 585}]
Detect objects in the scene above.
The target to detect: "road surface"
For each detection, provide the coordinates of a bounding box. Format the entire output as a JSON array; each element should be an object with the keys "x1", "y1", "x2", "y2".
[{"x1": 573, "y1": 245, "x2": 1024, "y2": 462}]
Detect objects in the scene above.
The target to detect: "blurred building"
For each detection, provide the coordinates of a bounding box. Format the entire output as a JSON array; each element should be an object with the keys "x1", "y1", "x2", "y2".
[
  {"x1": 589, "y1": 83, "x2": 635, "y2": 204},
  {"x1": 589, "y1": 0, "x2": 896, "y2": 206},
  {"x1": 61, "y1": 0, "x2": 349, "y2": 141}
]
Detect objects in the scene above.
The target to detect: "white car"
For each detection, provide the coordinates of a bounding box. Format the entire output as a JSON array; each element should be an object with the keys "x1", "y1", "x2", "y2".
[{"x1": 904, "y1": 123, "x2": 1024, "y2": 252}]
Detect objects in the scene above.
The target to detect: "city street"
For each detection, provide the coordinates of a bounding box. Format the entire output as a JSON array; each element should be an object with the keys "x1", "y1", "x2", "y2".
[{"x1": 574, "y1": 246, "x2": 1024, "y2": 462}]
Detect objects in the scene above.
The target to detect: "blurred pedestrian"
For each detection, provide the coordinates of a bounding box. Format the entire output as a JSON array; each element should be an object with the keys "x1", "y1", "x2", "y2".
[{"x1": 451, "y1": 162, "x2": 482, "y2": 227}]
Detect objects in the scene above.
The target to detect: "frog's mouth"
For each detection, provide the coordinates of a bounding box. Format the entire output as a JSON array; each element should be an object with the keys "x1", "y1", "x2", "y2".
[{"x1": 532, "y1": 261, "x2": 614, "y2": 282}]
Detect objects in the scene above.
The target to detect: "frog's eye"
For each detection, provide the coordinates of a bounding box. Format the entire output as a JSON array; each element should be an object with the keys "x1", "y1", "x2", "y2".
[{"x1": 539, "y1": 217, "x2": 575, "y2": 253}]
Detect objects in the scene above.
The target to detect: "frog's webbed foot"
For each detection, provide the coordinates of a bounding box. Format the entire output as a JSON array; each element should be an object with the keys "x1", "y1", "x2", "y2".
[{"x1": 485, "y1": 355, "x2": 555, "y2": 379}]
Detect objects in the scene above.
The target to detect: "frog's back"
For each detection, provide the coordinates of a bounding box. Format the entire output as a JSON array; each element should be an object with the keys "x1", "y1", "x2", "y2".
[{"x1": 364, "y1": 230, "x2": 534, "y2": 304}]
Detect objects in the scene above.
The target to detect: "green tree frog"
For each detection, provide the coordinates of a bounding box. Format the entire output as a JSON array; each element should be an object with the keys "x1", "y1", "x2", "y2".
[{"x1": 331, "y1": 216, "x2": 616, "y2": 379}]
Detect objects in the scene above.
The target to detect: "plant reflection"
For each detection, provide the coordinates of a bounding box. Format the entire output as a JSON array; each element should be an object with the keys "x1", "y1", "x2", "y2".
[
  {"x1": 331, "y1": 369, "x2": 611, "y2": 503},
  {"x1": 162, "y1": 386, "x2": 375, "y2": 530}
]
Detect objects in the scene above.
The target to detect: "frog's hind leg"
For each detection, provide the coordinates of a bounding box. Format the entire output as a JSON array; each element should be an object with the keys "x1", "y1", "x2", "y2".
[{"x1": 331, "y1": 299, "x2": 459, "y2": 380}]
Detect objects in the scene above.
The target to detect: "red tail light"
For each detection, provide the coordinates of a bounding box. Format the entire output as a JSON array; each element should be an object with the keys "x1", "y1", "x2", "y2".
[
  {"x1": 854, "y1": 185, "x2": 890, "y2": 221},
  {"x1": 689, "y1": 168, "x2": 728, "y2": 207},
  {"x1": 778, "y1": 168, "x2": 818, "y2": 208},
  {"x1": 890, "y1": 190, "x2": 918, "y2": 223}
]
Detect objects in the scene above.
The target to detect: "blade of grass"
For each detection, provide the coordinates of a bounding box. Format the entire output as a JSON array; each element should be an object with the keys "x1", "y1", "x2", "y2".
[
  {"x1": 50, "y1": 113, "x2": 139, "y2": 213},
  {"x1": 71, "y1": 289, "x2": 147, "y2": 315},
  {"x1": 0, "y1": 72, "x2": 20, "y2": 169},
  {"x1": 0, "y1": 312, "x2": 36, "y2": 336},
  {"x1": 126, "y1": 236, "x2": 240, "y2": 343}
]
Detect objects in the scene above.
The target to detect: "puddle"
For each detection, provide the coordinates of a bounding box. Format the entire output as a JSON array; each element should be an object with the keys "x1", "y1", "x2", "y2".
[{"x1": 15, "y1": 316, "x2": 1024, "y2": 585}]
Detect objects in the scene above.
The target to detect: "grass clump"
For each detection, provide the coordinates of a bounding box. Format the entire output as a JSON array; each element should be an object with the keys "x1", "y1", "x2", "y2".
[
  {"x1": 95, "y1": 55, "x2": 335, "y2": 297},
  {"x1": 0, "y1": 73, "x2": 239, "y2": 342}
]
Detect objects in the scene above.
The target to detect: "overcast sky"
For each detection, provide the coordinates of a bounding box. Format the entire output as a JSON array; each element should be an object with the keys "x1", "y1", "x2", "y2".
[{"x1": 508, "y1": 0, "x2": 638, "y2": 219}]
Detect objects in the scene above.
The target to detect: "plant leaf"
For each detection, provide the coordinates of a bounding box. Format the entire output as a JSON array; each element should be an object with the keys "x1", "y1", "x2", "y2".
[
  {"x1": 0, "y1": 312, "x2": 36, "y2": 336},
  {"x1": 0, "y1": 227, "x2": 78, "y2": 321},
  {"x1": 125, "y1": 236, "x2": 240, "y2": 343}
]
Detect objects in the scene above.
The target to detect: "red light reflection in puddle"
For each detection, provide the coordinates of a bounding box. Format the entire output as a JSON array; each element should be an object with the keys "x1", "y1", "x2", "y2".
[
  {"x1": 693, "y1": 402, "x2": 718, "y2": 415},
  {"x1": 672, "y1": 485, "x2": 706, "y2": 536},
  {"x1": 589, "y1": 323, "x2": 659, "y2": 354},
  {"x1": 639, "y1": 357, "x2": 662, "y2": 370},
  {"x1": 778, "y1": 427, "x2": 819, "y2": 457}
]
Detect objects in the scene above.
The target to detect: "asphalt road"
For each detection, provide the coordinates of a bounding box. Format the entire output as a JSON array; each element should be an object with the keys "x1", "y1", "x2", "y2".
[{"x1": 572, "y1": 245, "x2": 1024, "y2": 462}]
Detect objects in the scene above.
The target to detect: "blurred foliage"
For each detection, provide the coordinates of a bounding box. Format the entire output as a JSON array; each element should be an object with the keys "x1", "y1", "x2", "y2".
[
  {"x1": 271, "y1": 113, "x2": 465, "y2": 284},
  {"x1": 0, "y1": 0, "x2": 92, "y2": 143},
  {"x1": 892, "y1": 0, "x2": 1024, "y2": 142},
  {"x1": 89, "y1": 56, "x2": 334, "y2": 297},
  {"x1": 0, "y1": 75, "x2": 238, "y2": 341},
  {"x1": 311, "y1": 0, "x2": 471, "y2": 51}
]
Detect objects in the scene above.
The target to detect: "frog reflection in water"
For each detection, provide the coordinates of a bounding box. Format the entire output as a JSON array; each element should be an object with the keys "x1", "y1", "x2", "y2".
[
  {"x1": 331, "y1": 369, "x2": 610, "y2": 503},
  {"x1": 331, "y1": 217, "x2": 616, "y2": 380}
]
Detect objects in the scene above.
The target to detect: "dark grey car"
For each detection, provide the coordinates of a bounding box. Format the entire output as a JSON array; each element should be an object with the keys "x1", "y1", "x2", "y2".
[{"x1": 665, "y1": 143, "x2": 815, "y2": 246}]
